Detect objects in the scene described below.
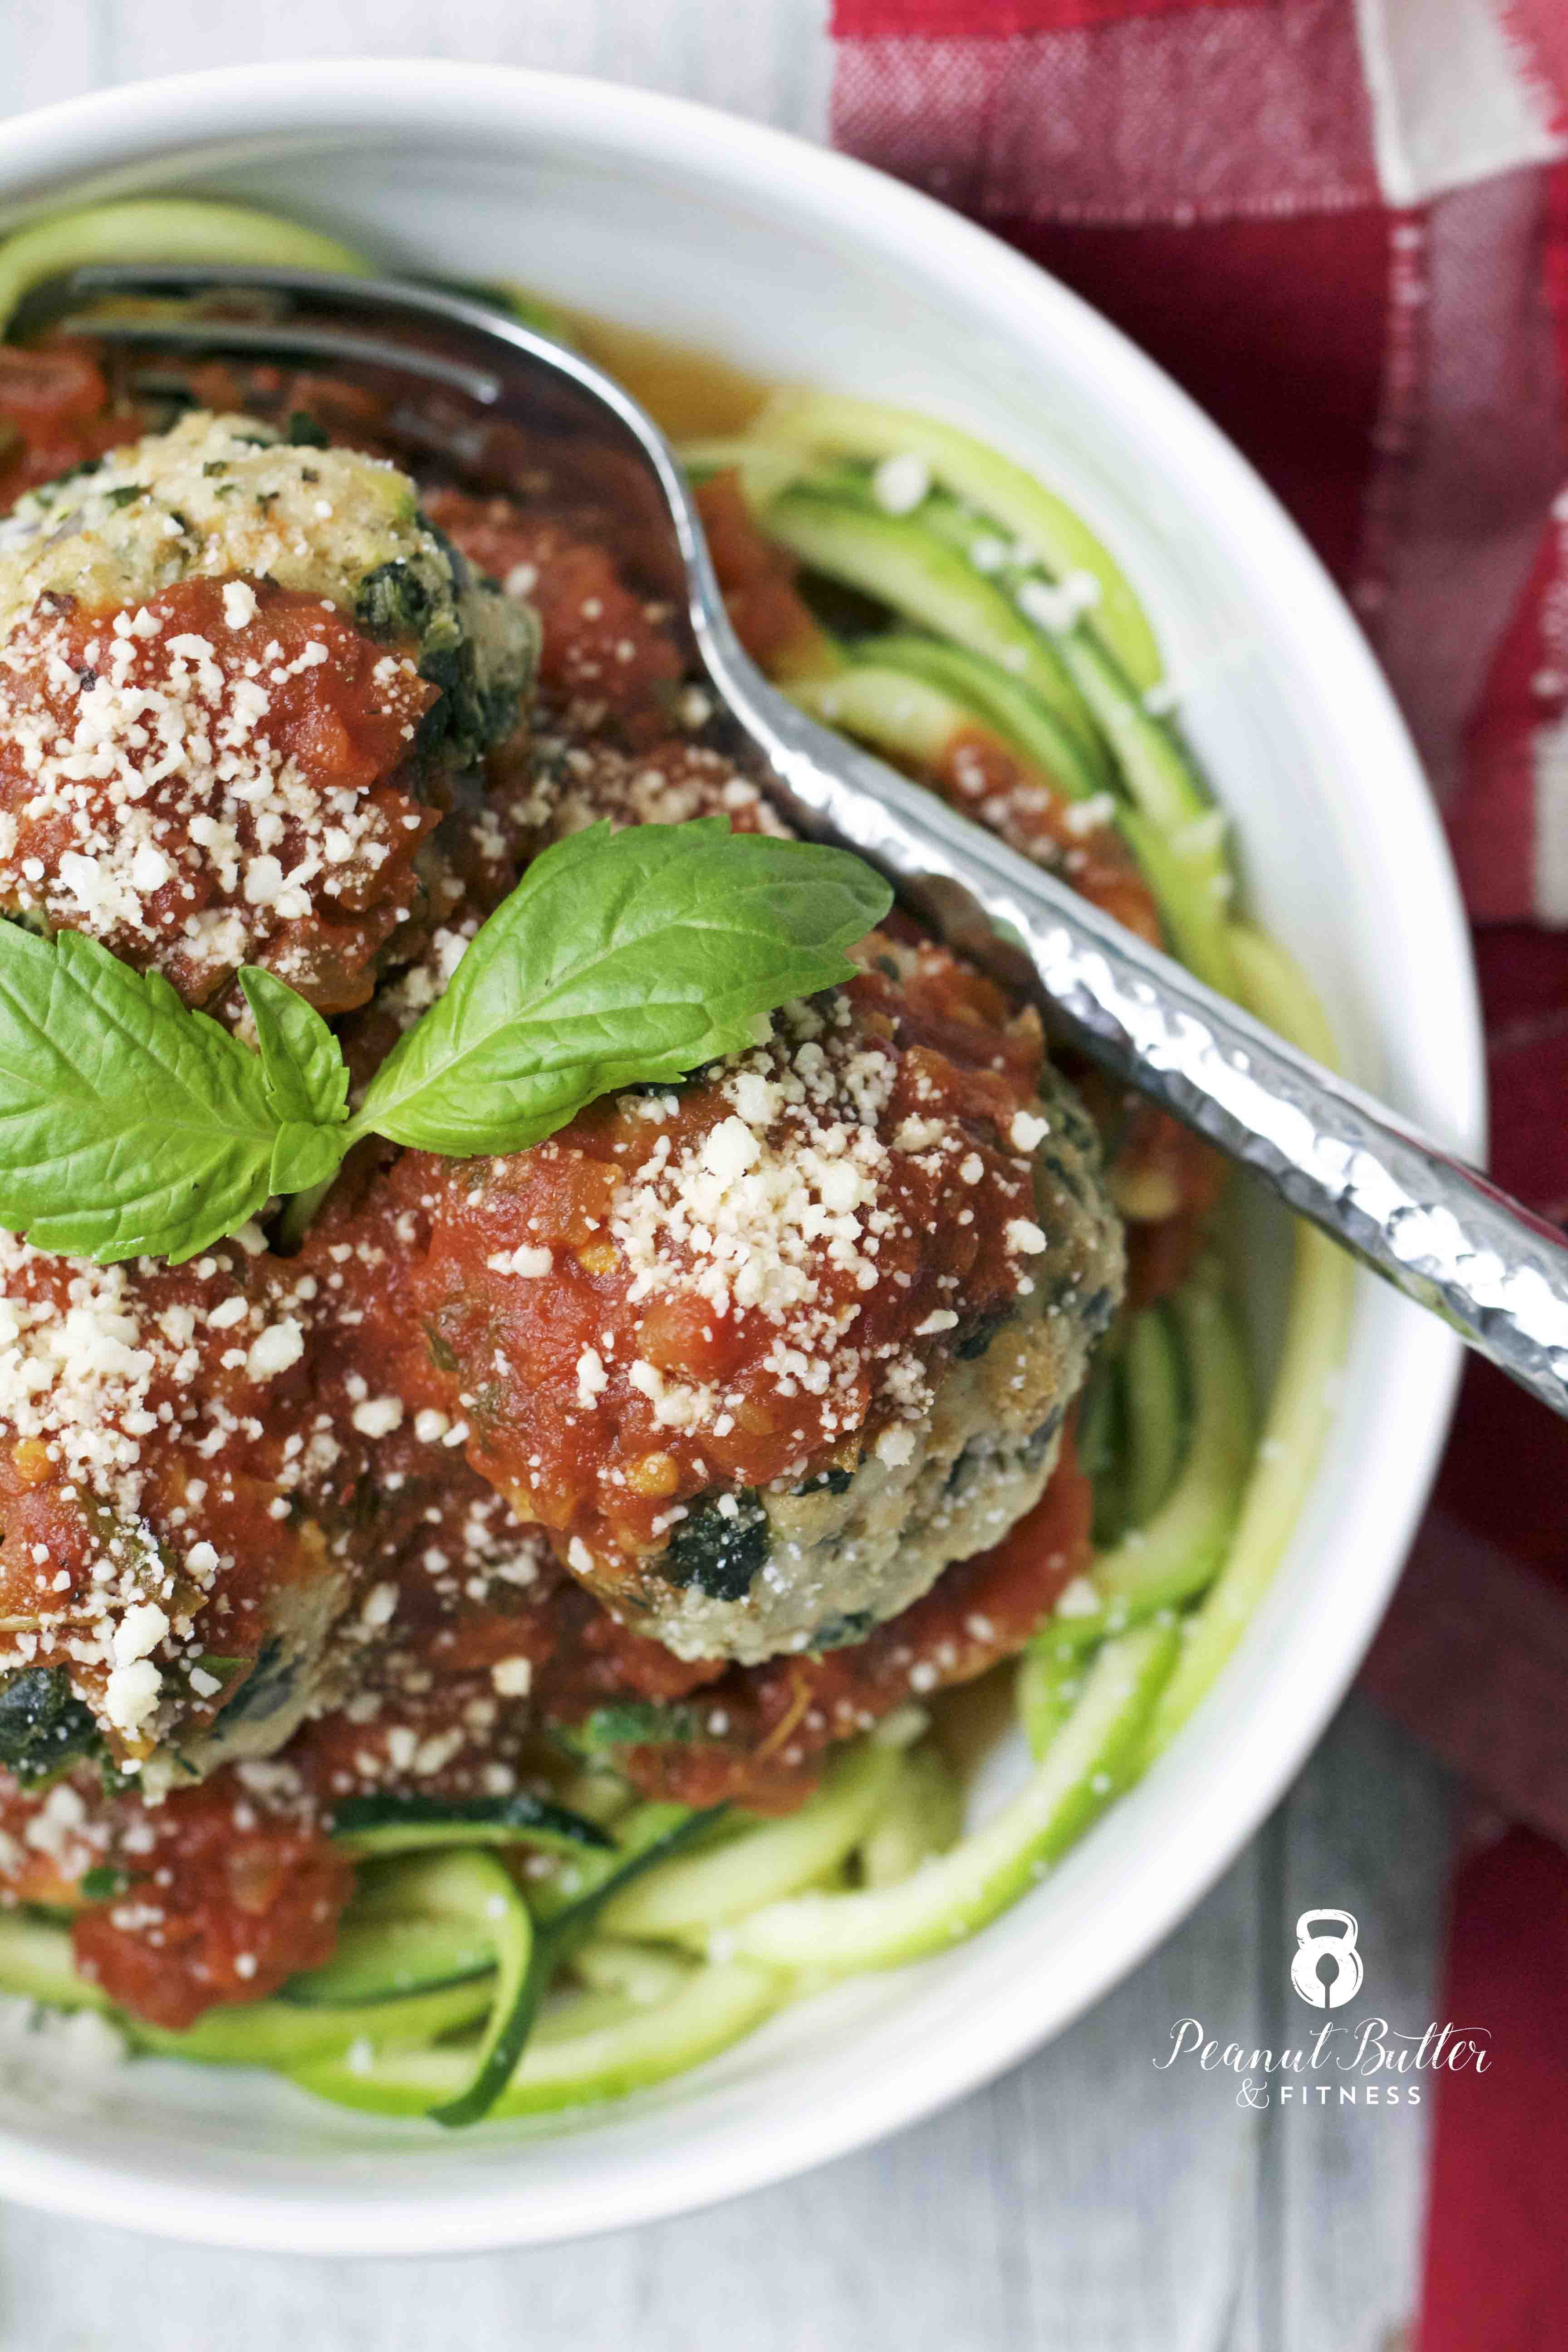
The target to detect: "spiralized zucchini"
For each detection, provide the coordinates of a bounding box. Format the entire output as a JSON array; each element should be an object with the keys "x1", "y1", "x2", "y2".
[
  {"x1": 0, "y1": 201, "x2": 1350, "y2": 2122},
  {"x1": 0, "y1": 199, "x2": 370, "y2": 332}
]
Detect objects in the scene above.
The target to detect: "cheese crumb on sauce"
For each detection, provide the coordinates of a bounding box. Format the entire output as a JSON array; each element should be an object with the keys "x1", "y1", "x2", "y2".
[{"x1": 350, "y1": 1396, "x2": 405, "y2": 1439}]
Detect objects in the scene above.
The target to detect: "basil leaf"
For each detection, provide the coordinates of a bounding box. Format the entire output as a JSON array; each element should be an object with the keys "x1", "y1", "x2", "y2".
[
  {"x1": 352, "y1": 820, "x2": 892, "y2": 1156},
  {"x1": 269, "y1": 1120, "x2": 347, "y2": 1198},
  {"x1": 0, "y1": 926, "x2": 284, "y2": 1263},
  {"x1": 239, "y1": 970, "x2": 351, "y2": 1202},
  {"x1": 239, "y1": 966, "x2": 349, "y2": 1128}
]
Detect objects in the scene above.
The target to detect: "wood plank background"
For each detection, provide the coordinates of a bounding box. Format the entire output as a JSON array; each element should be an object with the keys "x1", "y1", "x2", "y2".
[{"x1": 0, "y1": 10, "x2": 1452, "y2": 2344}]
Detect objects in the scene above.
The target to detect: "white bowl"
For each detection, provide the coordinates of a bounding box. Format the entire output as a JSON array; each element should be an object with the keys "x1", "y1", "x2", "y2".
[{"x1": 0, "y1": 60, "x2": 1481, "y2": 2255}]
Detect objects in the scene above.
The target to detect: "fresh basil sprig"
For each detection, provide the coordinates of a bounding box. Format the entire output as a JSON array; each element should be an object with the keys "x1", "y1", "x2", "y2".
[
  {"x1": 0, "y1": 820, "x2": 891, "y2": 1265},
  {"x1": 239, "y1": 966, "x2": 352, "y2": 1197},
  {"x1": 0, "y1": 929, "x2": 291, "y2": 1264},
  {"x1": 350, "y1": 817, "x2": 885, "y2": 1155}
]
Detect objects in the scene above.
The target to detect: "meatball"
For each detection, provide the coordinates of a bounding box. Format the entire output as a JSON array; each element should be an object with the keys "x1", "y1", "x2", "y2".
[
  {"x1": 0, "y1": 412, "x2": 538, "y2": 1009},
  {"x1": 0, "y1": 1228, "x2": 373, "y2": 1788},
  {"x1": 0, "y1": 412, "x2": 531, "y2": 696},
  {"x1": 305, "y1": 934, "x2": 1122, "y2": 1666},
  {"x1": 642, "y1": 1061, "x2": 1114, "y2": 1662}
]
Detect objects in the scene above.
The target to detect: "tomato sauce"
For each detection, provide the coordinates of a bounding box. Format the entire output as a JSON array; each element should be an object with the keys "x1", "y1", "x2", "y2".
[
  {"x1": 189, "y1": 1428, "x2": 1093, "y2": 1820},
  {"x1": 0, "y1": 575, "x2": 439, "y2": 1009},
  {"x1": 694, "y1": 471, "x2": 838, "y2": 681},
  {"x1": 0, "y1": 347, "x2": 127, "y2": 509},
  {"x1": 70, "y1": 1772, "x2": 353, "y2": 2030}
]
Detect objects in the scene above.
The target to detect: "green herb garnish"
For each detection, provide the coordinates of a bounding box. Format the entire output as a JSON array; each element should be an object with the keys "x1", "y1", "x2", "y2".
[
  {"x1": 353, "y1": 819, "x2": 884, "y2": 1156},
  {"x1": 0, "y1": 820, "x2": 890, "y2": 1264},
  {"x1": 574, "y1": 1700, "x2": 713, "y2": 1752},
  {"x1": 0, "y1": 937, "x2": 290, "y2": 1262},
  {"x1": 79, "y1": 1865, "x2": 129, "y2": 1902},
  {"x1": 0, "y1": 1666, "x2": 99, "y2": 1782}
]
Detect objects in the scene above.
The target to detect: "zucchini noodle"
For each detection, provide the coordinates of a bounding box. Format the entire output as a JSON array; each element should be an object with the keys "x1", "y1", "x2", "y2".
[
  {"x1": 1143, "y1": 929, "x2": 1354, "y2": 1754},
  {"x1": 0, "y1": 200, "x2": 370, "y2": 332},
  {"x1": 0, "y1": 201, "x2": 1352, "y2": 2122}
]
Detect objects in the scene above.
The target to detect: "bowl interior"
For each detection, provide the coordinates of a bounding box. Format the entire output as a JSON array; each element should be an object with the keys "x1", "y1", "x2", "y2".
[{"x1": 0, "y1": 64, "x2": 1481, "y2": 2254}]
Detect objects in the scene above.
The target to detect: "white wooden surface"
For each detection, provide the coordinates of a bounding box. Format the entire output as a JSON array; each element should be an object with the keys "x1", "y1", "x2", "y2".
[
  {"x1": 0, "y1": 12, "x2": 1450, "y2": 2345},
  {"x1": 0, "y1": 0, "x2": 835, "y2": 138}
]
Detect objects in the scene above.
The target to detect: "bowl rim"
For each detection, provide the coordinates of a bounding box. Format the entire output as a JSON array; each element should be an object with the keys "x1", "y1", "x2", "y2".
[{"x1": 0, "y1": 56, "x2": 1484, "y2": 2257}]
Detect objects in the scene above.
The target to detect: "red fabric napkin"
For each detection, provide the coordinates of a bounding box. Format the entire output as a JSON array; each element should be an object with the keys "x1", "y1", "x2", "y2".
[{"x1": 825, "y1": 4, "x2": 1568, "y2": 2339}]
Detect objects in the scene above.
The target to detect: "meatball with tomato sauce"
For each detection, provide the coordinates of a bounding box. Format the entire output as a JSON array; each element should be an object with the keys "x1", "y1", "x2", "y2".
[
  {"x1": 423, "y1": 484, "x2": 683, "y2": 745},
  {"x1": 0, "y1": 412, "x2": 538, "y2": 1011},
  {"x1": 306, "y1": 933, "x2": 1122, "y2": 1666},
  {"x1": 0, "y1": 1225, "x2": 405, "y2": 1790}
]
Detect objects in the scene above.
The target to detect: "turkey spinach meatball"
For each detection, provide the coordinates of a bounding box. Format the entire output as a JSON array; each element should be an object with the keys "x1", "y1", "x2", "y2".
[
  {"x1": 0, "y1": 1226, "x2": 351, "y2": 1784},
  {"x1": 0, "y1": 412, "x2": 537, "y2": 1010},
  {"x1": 307, "y1": 934, "x2": 1122, "y2": 1666}
]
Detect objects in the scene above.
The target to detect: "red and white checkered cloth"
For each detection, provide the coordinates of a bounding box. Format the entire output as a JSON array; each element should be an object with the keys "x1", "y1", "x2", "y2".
[{"x1": 825, "y1": 5, "x2": 1568, "y2": 2339}]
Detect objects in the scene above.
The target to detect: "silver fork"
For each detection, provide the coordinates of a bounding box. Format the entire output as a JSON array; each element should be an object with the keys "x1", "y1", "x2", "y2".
[{"x1": 23, "y1": 260, "x2": 1568, "y2": 1416}]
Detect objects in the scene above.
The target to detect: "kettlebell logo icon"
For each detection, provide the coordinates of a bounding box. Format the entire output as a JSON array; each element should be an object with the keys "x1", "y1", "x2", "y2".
[{"x1": 1290, "y1": 1909, "x2": 1363, "y2": 2009}]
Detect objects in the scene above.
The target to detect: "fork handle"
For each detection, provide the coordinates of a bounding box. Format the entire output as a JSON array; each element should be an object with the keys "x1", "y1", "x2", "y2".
[{"x1": 708, "y1": 644, "x2": 1568, "y2": 1419}]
